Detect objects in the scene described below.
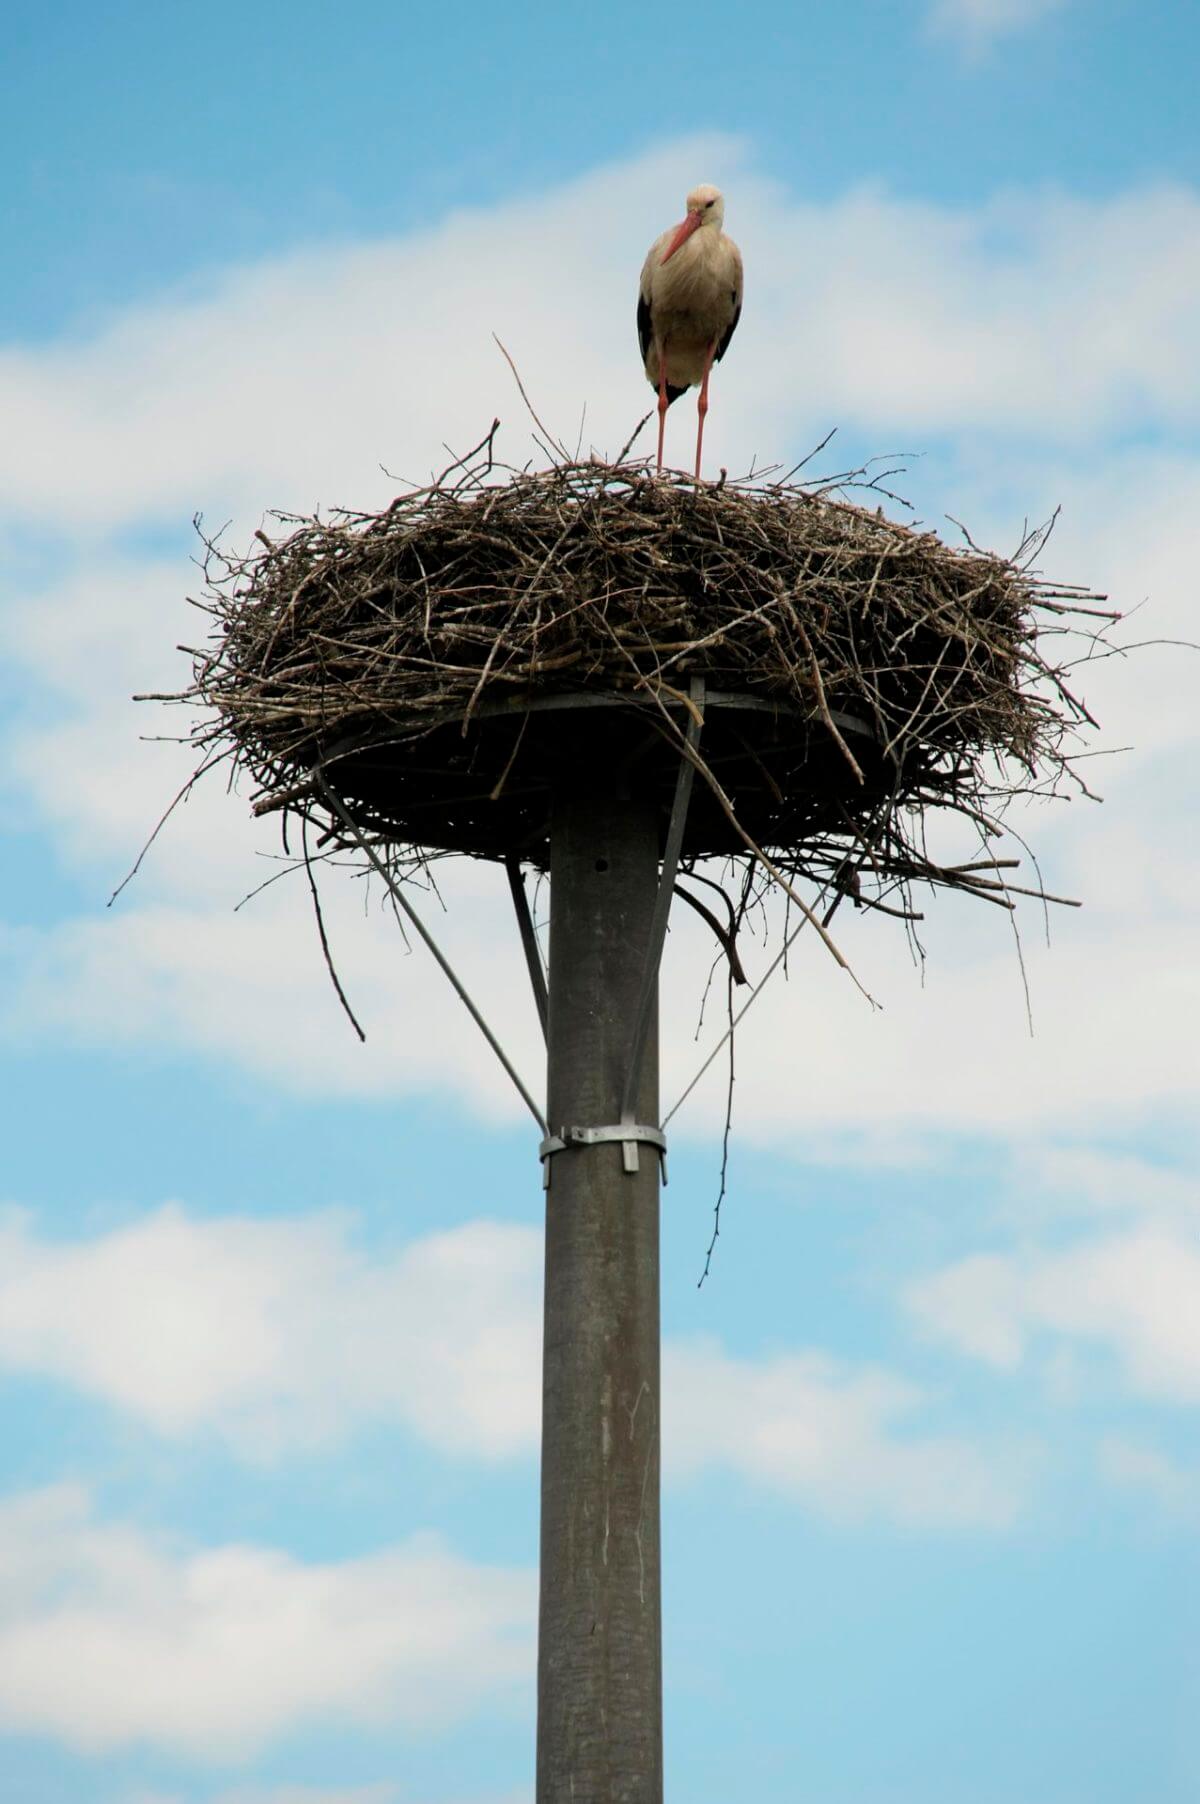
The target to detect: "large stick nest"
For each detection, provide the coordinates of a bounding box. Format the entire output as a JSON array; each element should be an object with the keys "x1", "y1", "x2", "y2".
[{"x1": 170, "y1": 443, "x2": 1111, "y2": 919}]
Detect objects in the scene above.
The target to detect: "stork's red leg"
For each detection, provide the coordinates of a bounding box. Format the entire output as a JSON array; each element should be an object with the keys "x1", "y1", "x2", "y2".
[
  {"x1": 694, "y1": 339, "x2": 718, "y2": 481},
  {"x1": 656, "y1": 341, "x2": 670, "y2": 474}
]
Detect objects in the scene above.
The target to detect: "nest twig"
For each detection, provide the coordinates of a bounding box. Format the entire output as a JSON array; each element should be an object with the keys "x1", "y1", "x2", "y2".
[{"x1": 147, "y1": 439, "x2": 1114, "y2": 935}]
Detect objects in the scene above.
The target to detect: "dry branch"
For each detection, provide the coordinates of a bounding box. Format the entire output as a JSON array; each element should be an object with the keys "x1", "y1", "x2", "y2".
[{"x1": 156, "y1": 450, "x2": 1114, "y2": 925}]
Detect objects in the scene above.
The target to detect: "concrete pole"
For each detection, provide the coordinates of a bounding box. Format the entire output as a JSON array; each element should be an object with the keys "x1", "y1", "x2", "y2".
[{"x1": 537, "y1": 793, "x2": 663, "y2": 1804}]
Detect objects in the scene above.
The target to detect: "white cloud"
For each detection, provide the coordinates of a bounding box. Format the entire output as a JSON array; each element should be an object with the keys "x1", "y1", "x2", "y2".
[
  {"x1": 1098, "y1": 1436, "x2": 1200, "y2": 1516},
  {"x1": 927, "y1": 0, "x2": 1067, "y2": 54},
  {"x1": 126, "y1": 1789, "x2": 529, "y2": 1804},
  {"x1": 0, "y1": 1486, "x2": 532, "y2": 1759},
  {"x1": 906, "y1": 1252, "x2": 1031, "y2": 1370},
  {"x1": 128, "y1": 1788, "x2": 399, "y2": 1804},
  {"x1": 0, "y1": 1206, "x2": 1019, "y2": 1526},
  {"x1": 0, "y1": 885, "x2": 548, "y2": 1118},
  {"x1": 0, "y1": 1207, "x2": 543, "y2": 1457},
  {"x1": 1, "y1": 139, "x2": 1198, "y2": 1152},
  {"x1": 4, "y1": 143, "x2": 1200, "y2": 532},
  {"x1": 667, "y1": 1338, "x2": 1026, "y2": 1526},
  {"x1": 0, "y1": 136, "x2": 732, "y2": 533},
  {"x1": 906, "y1": 1224, "x2": 1200, "y2": 1401},
  {"x1": 1006, "y1": 1145, "x2": 1200, "y2": 1230}
]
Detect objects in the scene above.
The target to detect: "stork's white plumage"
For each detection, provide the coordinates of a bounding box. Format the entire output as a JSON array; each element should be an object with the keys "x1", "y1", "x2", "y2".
[{"x1": 638, "y1": 184, "x2": 743, "y2": 479}]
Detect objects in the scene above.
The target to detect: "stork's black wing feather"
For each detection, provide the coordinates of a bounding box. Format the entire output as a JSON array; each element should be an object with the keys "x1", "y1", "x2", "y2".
[
  {"x1": 715, "y1": 298, "x2": 742, "y2": 365},
  {"x1": 636, "y1": 290, "x2": 653, "y2": 365},
  {"x1": 637, "y1": 285, "x2": 685, "y2": 404}
]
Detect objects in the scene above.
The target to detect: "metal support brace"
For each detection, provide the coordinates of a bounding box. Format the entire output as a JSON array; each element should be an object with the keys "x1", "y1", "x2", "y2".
[
  {"x1": 505, "y1": 855, "x2": 548, "y2": 1042},
  {"x1": 312, "y1": 766, "x2": 548, "y2": 1134},
  {"x1": 617, "y1": 675, "x2": 705, "y2": 1129},
  {"x1": 539, "y1": 1123, "x2": 668, "y2": 1188}
]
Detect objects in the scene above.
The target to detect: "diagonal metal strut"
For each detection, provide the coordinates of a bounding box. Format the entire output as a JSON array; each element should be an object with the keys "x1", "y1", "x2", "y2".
[
  {"x1": 312, "y1": 766, "x2": 548, "y2": 1134},
  {"x1": 505, "y1": 855, "x2": 549, "y2": 1042},
  {"x1": 618, "y1": 675, "x2": 705, "y2": 1126}
]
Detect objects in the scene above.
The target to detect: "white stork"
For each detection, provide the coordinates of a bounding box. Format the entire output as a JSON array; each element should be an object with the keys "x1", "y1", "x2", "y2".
[{"x1": 638, "y1": 184, "x2": 743, "y2": 480}]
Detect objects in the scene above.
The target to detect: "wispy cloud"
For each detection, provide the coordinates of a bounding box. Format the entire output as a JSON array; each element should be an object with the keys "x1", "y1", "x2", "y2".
[
  {"x1": 906, "y1": 1225, "x2": 1200, "y2": 1401},
  {"x1": 927, "y1": 0, "x2": 1068, "y2": 56},
  {"x1": 126, "y1": 1789, "x2": 528, "y2": 1804},
  {"x1": 1004, "y1": 1145, "x2": 1200, "y2": 1231},
  {"x1": 0, "y1": 1206, "x2": 1021, "y2": 1525},
  {"x1": 0, "y1": 1208, "x2": 543, "y2": 1457},
  {"x1": 3, "y1": 147, "x2": 1200, "y2": 537},
  {"x1": 0, "y1": 1486, "x2": 532, "y2": 1759},
  {"x1": 127, "y1": 1787, "x2": 400, "y2": 1804},
  {"x1": 1098, "y1": 1436, "x2": 1200, "y2": 1516},
  {"x1": 667, "y1": 1338, "x2": 1027, "y2": 1527}
]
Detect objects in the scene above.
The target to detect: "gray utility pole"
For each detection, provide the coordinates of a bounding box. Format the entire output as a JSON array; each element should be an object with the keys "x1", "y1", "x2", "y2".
[{"x1": 537, "y1": 792, "x2": 665, "y2": 1803}]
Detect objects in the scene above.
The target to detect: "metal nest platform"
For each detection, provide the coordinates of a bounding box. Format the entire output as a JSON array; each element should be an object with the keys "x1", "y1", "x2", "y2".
[
  {"x1": 166, "y1": 444, "x2": 1114, "y2": 913},
  {"x1": 253, "y1": 685, "x2": 890, "y2": 867}
]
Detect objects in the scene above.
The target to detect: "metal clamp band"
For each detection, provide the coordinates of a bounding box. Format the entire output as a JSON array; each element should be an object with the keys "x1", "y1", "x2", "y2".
[{"x1": 539, "y1": 1123, "x2": 668, "y2": 1186}]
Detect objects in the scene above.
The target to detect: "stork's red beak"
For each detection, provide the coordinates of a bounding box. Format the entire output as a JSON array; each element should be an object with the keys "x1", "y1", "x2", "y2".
[{"x1": 661, "y1": 210, "x2": 702, "y2": 264}]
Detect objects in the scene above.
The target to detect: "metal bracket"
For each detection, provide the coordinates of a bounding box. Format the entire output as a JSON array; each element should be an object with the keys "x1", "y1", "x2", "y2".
[{"x1": 539, "y1": 1122, "x2": 668, "y2": 1187}]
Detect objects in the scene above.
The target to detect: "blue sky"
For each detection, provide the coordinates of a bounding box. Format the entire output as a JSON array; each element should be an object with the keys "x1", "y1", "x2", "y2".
[{"x1": 2, "y1": 3, "x2": 1198, "y2": 1802}]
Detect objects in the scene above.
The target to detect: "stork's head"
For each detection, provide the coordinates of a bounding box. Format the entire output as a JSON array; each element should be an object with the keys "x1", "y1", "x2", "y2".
[
  {"x1": 686, "y1": 184, "x2": 725, "y2": 227},
  {"x1": 661, "y1": 184, "x2": 725, "y2": 263}
]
